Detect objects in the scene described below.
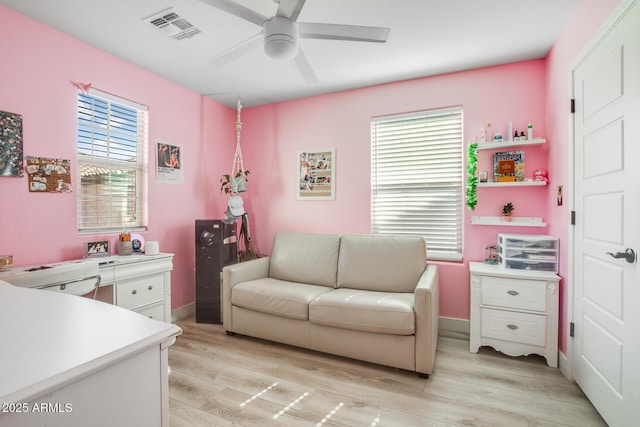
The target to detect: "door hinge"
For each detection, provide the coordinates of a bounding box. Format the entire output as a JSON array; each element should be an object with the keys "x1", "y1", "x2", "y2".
[
  {"x1": 571, "y1": 210, "x2": 576, "y2": 225},
  {"x1": 570, "y1": 99, "x2": 575, "y2": 113},
  {"x1": 570, "y1": 322, "x2": 575, "y2": 337}
]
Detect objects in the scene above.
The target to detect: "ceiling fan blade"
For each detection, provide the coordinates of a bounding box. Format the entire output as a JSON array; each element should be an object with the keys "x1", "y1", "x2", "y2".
[
  {"x1": 299, "y1": 23, "x2": 390, "y2": 43},
  {"x1": 212, "y1": 33, "x2": 262, "y2": 67},
  {"x1": 275, "y1": 0, "x2": 307, "y2": 21},
  {"x1": 198, "y1": 0, "x2": 267, "y2": 27},
  {"x1": 293, "y1": 48, "x2": 318, "y2": 84}
]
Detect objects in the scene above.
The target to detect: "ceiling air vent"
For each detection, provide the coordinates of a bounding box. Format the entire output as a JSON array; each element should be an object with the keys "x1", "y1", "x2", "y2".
[{"x1": 144, "y1": 8, "x2": 201, "y2": 40}]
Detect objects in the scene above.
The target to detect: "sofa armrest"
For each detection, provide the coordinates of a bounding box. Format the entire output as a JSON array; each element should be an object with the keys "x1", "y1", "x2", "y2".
[
  {"x1": 222, "y1": 257, "x2": 270, "y2": 330},
  {"x1": 414, "y1": 264, "x2": 439, "y2": 376}
]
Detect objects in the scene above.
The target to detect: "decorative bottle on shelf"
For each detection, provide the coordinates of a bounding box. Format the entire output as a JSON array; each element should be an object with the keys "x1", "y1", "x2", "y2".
[
  {"x1": 527, "y1": 123, "x2": 533, "y2": 141},
  {"x1": 480, "y1": 125, "x2": 486, "y2": 142},
  {"x1": 508, "y1": 122, "x2": 513, "y2": 141}
]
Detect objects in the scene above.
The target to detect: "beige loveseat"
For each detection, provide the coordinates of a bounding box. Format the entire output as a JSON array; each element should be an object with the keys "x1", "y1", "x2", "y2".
[{"x1": 222, "y1": 233, "x2": 439, "y2": 377}]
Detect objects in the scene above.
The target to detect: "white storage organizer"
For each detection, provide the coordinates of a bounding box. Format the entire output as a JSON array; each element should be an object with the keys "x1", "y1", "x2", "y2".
[{"x1": 497, "y1": 233, "x2": 559, "y2": 273}]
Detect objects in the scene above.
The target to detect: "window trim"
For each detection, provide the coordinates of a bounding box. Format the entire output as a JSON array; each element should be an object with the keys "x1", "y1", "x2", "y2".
[
  {"x1": 77, "y1": 89, "x2": 148, "y2": 233},
  {"x1": 371, "y1": 106, "x2": 464, "y2": 261}
]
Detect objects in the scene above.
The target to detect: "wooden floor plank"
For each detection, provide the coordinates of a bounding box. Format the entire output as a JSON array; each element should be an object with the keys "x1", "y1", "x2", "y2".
[{"x1": 169, "y1": 317, "x2": 606, "y2": 426}]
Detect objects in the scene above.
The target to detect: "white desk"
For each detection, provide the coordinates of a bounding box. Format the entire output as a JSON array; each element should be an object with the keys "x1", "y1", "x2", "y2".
[
  {"x1": 0, "y1": 280, "x2": 181, "y2": 427},
  {"x1": 0, "y1": 253, "x2": 174, "y2": 322}
]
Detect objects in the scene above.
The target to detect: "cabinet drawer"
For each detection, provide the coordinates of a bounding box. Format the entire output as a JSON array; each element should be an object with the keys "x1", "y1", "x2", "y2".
[
  {"x1": 135, "y1": 303, "x2": 165, "y2": 321},
  {"x1": 481, "y1": 276, "x2": 546, "y2": 312},
  {"x1": 117, "y1": 275, "x2": 164, "y2": 310},
  {"x1": 481, "y1": 308, "x2": 546, "y2": 347}
]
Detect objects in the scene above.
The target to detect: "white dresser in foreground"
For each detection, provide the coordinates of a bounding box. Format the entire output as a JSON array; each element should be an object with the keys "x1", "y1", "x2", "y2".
[
  {"x1": 469, "y1": 261, "x2": 560, "y2": 367},
  {"x1": 0, "y1": 280, "x2": 181, "y2": 427}
]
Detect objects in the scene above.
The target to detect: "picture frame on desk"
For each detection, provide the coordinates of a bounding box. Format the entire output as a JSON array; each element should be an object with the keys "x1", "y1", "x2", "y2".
[{"x1": 85, "y1": 241, "x2": 110, "y2": 258}]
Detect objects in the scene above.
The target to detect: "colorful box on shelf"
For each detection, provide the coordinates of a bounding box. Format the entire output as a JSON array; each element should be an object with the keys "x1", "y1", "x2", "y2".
[{"x1": 493, "y1": 151, "x2": 524, "y2": 182}]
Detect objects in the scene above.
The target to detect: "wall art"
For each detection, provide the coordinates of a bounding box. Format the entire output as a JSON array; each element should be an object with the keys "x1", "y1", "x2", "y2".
[
  {"x1": 0, "y1": 110, "x2": 24, "y2": 177},
  {"x1": 156, "y1": 141, "x2": 183, "y2": 184},
  {"x1": 26, "y1": 156, "x2": 72, "y2": 192},
  {"x1": 298, "y1": 149, "x2": 335, "y2": 200}
]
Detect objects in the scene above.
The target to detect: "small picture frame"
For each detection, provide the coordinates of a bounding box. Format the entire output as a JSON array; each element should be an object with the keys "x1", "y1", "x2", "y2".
[{"x1": 85, "y1": 241, "x2": 110, "y2": 258}]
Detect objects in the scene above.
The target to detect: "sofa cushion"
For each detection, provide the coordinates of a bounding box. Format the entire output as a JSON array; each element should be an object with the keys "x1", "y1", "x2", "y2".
[
  {"x1": 309, "y1": 288, "x2": 415, "y2": 335},
  {"x1": 337, "y1": 234, "x2": 427, "y2": 293},
  {"x1": 232, "y1": 278, "x2": 333, "y2": 320},
  {"x1": 270, "y1": 233, "x2": 340, "y2": 287}
]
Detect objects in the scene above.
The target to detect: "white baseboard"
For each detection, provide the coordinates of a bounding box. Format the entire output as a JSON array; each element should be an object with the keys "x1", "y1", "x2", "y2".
[
  {"x1": 172, "y1": 302, "x2": 195, "y2": 323},
  {"x1": 558, "y1": 350, "x2": 570, "y2": 380}
]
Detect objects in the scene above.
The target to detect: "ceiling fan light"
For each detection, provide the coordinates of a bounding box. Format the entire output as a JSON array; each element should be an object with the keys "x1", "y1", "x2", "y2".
[
  {"x1": 264, "y1": 35, "x2": 298, "y2": 59},
  {"x1": 263, "y1": 16, "x2": 299, "y2": 59}
]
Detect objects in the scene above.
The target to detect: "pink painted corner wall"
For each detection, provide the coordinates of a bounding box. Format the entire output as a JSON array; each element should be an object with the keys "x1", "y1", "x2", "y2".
[
  {"x1": 0, "y1": 0, "x2": 622, "y2": 335},
  {"x1": 240, "y1": 60, "x2": 550, "y2": 321},
  {"x1": 0, "y1": 6, "x2": 235, "y2": 309},
  {"x1": 544, "y1": 0, "x2": 622, "y2": 353}
]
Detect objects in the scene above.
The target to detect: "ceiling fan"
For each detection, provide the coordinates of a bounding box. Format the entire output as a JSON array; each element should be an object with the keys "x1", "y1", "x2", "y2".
[{"x1": 199, "y1": 0, "x2": 390, "y2": 84}]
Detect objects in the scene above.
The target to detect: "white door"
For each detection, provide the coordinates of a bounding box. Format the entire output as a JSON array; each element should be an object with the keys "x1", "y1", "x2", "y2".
[{"x1": 572, "y1": 1, "x2": 640, "y2": 426}]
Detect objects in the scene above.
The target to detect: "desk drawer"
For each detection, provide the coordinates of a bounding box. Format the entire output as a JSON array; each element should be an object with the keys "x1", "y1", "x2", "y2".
[
  {"x1": 481, "y1": 308, "x2": 546, "y2": 347},
  {"x1": 481, "y1": 276, "x2": 546, "y2": 312},
  {"x1": 117, "y1": 275, "x2": 164, "y2": 310},
  {"x1": 135, "y1": 303, "x2": 165, "y2": 321}
]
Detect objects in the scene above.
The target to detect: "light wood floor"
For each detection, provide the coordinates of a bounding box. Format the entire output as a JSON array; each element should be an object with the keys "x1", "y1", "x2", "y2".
[{"x1": 169, "y1": 317, "x2": 606, "y2": 427}]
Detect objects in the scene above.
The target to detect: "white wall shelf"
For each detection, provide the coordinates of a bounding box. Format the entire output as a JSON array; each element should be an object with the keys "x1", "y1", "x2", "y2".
[
  {"x1": 475, "y1": 138, "x2": 546, "y2": 150},
  {"x1": 471, "y1": 216, "x2": 546, "y2": 227},
  {"x1": 478, "y1": 180, "x2": 547, "y2": 188}
]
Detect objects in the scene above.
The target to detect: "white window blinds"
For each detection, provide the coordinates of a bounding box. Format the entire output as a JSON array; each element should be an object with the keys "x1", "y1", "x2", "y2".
[
  {"x1": 77, "y1": 89, "x2": 148, "y2": 232},
  {"x1": 371, "y1": 106, "x2": 463, "y2": 261}
]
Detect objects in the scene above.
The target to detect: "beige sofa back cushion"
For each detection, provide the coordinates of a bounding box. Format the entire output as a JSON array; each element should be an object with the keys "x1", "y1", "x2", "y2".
[
  {"x1": 270, "y1": 233, "x2": 340, "y2": 287},
  {"x1": 337, "y1": 234, "x2": 427, "y2": 293}
]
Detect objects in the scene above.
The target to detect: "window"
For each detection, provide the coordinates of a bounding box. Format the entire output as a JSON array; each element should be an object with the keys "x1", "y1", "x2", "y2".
[
  {"x1": 77, "y1": 89, "x2": 148, "y2": 232},
  {"x1": 371, "y1": 106, "x2": 463, "y2": 261}
]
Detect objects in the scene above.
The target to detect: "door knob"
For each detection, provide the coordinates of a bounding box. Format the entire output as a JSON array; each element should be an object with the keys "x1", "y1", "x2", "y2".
[{"x1": 606, "y1": 248, "x2": 636, "y2": 264}]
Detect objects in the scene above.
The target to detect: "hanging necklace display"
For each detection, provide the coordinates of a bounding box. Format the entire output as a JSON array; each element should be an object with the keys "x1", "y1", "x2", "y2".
[
  {"x1": 230, "y1": 97, "x2": 249, "y2": 193},
  {"x1": 220, "y1": 97, "x2": 250, "y2": 195}
]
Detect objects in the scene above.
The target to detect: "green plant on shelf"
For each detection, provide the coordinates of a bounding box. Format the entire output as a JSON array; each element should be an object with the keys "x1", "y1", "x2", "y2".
[
  {"x1": 502, "y1": 202, "x2": 515, "y2": 215},
  {"x1": 466, "y1": 143, "x2": 478, "y2": 210}
]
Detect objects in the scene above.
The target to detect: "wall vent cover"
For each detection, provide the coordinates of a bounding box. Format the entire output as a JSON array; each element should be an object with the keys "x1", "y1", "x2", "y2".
[{"x1": 144, "y1": 8, "x2": 201, "y2": 40}]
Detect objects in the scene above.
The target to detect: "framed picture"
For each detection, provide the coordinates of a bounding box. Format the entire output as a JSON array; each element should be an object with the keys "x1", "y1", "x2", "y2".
[
  {"x1": 0, "y1": 110, "x2": 24, "y2": 177},
  {"x1": 85, "y1": 241, "x2": 110, "y2": 258},
  {"x1": 156, "y1": 141, "x2": 183, "y2": 184},
  {"x1": 298, "y1": 149, "x2": 335, "y2": 200}
]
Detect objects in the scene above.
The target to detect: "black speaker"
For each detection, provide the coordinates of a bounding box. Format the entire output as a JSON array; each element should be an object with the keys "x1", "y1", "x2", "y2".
[{"x1": 195, "y1": 219, "x2": 238, "y2": 324}]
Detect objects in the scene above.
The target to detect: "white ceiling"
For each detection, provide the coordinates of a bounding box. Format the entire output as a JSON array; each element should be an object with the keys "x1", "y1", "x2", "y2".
[{"x1": 1, "y1": 0, "x2": 580, "y2": 108}]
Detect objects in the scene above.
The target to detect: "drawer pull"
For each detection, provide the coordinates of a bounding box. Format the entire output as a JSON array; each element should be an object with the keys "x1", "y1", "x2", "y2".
[
  {"x1": 507, "y1": 290, "x2": 519, "y2": 296},
  {"x1": 131, "y1": 289, "x2": 137, "y2": 295},
  {"x1": 148, "y1": 285, "x2": 153, "y2": 291},
  {"x1": 506, "y1": 324, "x2": 519, "y2": 330}
]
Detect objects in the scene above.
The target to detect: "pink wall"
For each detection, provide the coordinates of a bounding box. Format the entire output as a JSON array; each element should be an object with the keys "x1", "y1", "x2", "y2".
[
  {"x1": 0, "y1": 6, "x2": 235, "y2": 309},
  {"x1": 239, "y1": 0, "x2": 623, "y2": 347},
  {"x1": 0, "y1": 1, "x2": 622, "y2": 333},
  {"x1": 241, "y1": 60, "x2": 550, "y2": 321},
  {"x1": 545, "y1": 0, "x2": 622, "y2": 353}
]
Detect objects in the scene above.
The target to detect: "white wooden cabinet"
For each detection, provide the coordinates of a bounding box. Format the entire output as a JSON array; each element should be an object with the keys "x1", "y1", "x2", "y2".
[
  {"x1": 0, "y1": 280, "x2": 181, "y2": 427},
  {"x1": 98, "y1": 253, "x2": 173, "y2": 322},
  {"x1": 469, "y1": 261, "x2": 560, "y2": 367}
]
